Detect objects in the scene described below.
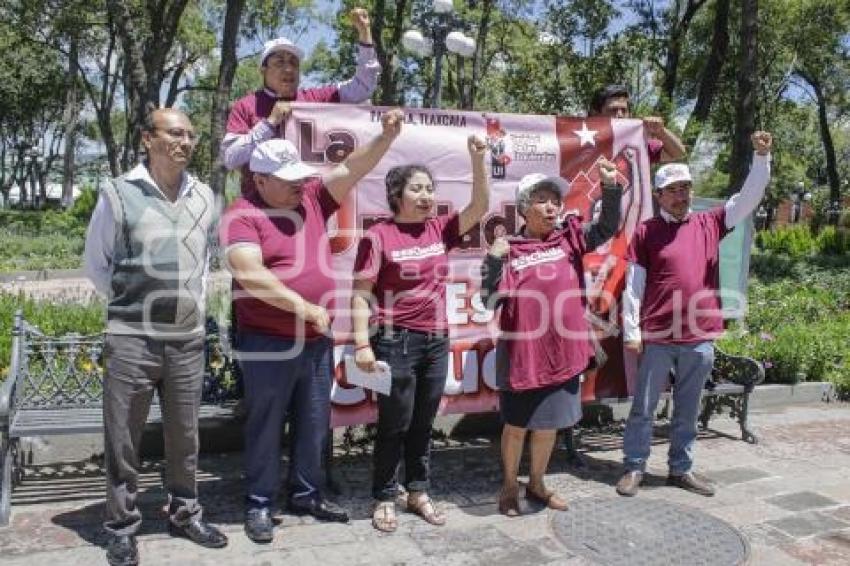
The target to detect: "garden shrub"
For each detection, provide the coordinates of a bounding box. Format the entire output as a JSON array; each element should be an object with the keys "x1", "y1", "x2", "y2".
[
  {"x1": 816, "y1": 226, "x2": 850, "y2": 256},
  {"x1": 720, "y1": 251, "x2": 850, "y2": 396},
  {"x1": 756, "y1": 225, "x2": 816, "y2": 257}
]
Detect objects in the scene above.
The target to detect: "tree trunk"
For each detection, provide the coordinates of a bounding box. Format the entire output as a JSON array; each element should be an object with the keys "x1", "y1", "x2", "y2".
[
  {"x1": 797, "y1": 69, "x2": 841, "y2": 206},
  {"x1": 107, "y1": 0, "x2": 150, "y2": 168},
  {"x1": 209, "y1": 0, "x2": 246, "y2": 197},
  {"x1": 62, "y1": 34, "x2": 79, "y2": 208},
  {"x1": 106, "y1": 0, "x2": 190, "y2": 166},
  {"x1": 659, "y1": 0, "x2": 709, "y2": 111},
  {"x1": 373, "y1": 0, "x2": 407, "y2": 105},
  {"x1": 469, "y1": 0, "x2": 494, "y2": 109},
  {"x1": 728, "y1": 0, "x2": 758, "y2": 195},
  {"x1": 683, "y1": 0, "x2": 730, "y2": 148}
]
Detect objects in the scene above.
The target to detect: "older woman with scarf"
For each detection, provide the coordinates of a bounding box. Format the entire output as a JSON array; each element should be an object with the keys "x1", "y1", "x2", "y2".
[{"x1": 481, "y1": 159, "x2": 622, "y2": 516}]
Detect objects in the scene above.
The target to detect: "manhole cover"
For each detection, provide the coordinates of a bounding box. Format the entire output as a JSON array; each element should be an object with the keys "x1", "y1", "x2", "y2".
[{"x1": 550, "y1": 497, "x2": 748, "y2": 566}]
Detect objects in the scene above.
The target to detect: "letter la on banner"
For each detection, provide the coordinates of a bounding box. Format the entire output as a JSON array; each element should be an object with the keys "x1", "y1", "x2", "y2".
[{"x1": 283, "y1": 103, "x2": 654, "y2": 427}]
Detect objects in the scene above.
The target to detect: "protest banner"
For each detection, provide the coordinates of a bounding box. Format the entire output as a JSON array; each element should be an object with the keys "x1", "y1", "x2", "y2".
[{"x1": 283, "y1": 103, "x2": 655, "y2": 427}]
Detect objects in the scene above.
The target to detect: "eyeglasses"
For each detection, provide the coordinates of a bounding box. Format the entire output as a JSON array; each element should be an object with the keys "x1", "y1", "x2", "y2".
[
  {"x1": 156, "y1": 128, "x2": 198, "y2": 143},
  {"x1": 265, "y1": 54, "x2": 299, "y2": 70}
]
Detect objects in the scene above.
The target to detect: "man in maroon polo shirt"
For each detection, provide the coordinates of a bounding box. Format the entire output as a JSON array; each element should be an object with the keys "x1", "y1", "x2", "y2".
[
  {"x1": 589, "y1": 84, "x2": 687, "y2": 164},
  {"x1": 220, "y1": 109, "x2": 404, "y2": 542},
  {"x1": 221, "y1": 6, "x2": 381, "y2": 196},
  {"x1": 616, "y1": 131, "x2": 772, "y2": 497}
]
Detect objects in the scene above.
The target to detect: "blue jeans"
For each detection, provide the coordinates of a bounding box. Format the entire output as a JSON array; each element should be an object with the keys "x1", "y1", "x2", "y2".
[
  {"x1": 237, "y1": 332, "x2": 333, "y2": 509},
  {"x1": 622, "y1": 341, "x2": 715, "y2": 475}
]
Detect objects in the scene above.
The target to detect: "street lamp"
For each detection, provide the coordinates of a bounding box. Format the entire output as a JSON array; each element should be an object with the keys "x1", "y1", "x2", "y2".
[
  {"x1": 402, "y1": 0, "x2": 476, "y2": 108},
  {"x1": 826, "y1": 200, "x2": 841, "y2": 226},
  {"x1": 755, "y1": 206, "x2": 769, "y2": 231},
  {"x1": 790, "y1": 181, "x2": 812, "y2": 224},
  {"x1": 26, "y1": 147, "x2": 43, "y2": 209}
]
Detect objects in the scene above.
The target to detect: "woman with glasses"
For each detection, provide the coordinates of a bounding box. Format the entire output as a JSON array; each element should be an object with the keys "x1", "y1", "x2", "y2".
[{"x1": 351, "y1": 135, "x2": 489, "y2": 532}]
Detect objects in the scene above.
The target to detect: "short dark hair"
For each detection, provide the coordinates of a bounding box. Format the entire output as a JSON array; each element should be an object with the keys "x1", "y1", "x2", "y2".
[
  {"x1": 384, "y1": 164, "x2": 434, "y2": 214},
  {"x1": 141, "y1": 111, "x2": 157, "y2": 134},
  {"x1": 590, "y1": 84, "x2": 630, "y2": 115}
]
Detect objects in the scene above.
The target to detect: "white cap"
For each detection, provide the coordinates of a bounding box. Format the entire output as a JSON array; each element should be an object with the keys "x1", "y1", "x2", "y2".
[
  {"x1": 654, "y1": 163, "x2": 692, "y2": 190},
  {"x1": 250, "y1": 140, "x2": 317, "y2": 181},
  {"x1": 515, "y1": 173, "x2": 569, "y2": 202},
  {"x1": 260, "y1": 37, "x2": 304, "y2": 67}
]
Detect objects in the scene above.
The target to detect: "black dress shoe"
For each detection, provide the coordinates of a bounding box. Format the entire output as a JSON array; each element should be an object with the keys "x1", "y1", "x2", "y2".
[
  {"x1": 289, "y1": 498, "x2": 350, "y2": 523},
  {"x1": 244, "y1": 507, "x2": 274, "y2": 543},
  {"x1": 106, "y1": 534, "x2": 138, "y2": 566},
  {"x1": 168, "y1": 517, "x2": 229, "y2": 548}
]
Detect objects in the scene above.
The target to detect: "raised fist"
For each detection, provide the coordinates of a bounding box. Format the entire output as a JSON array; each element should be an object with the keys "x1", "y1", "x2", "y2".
[
  {"x1": 489, "y1": 236, "x2": 510, "y2": 258},
  {"x1": 598, "y1": 157, "x2": 618, "y2": 186},
  {"x1": 751, "y1": 131, "x2": 772, "y2": 155},
  {"x1": 468, "y1": 134, "x2": 487, "y2": 158},
  {"x1": 350, "y1": 8, "x2": 372, "y2": 43},
  {"x1": 380, "y1": 108, "x2": 405, "y2": 140}
]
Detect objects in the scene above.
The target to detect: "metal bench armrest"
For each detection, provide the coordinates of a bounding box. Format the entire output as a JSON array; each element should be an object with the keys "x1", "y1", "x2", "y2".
[
  {"x1": 0, "y1": 377, "x2": 14, "y2": 421},
  {"x1": 712, "y1": 347, "x2": 765, "y2": 391},
  {"x1": 0, "y1": 311, "x2": 24, "y2": 423}
]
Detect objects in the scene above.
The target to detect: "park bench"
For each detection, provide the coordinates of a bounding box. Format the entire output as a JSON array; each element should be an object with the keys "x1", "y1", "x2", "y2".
[
  {"x1": 564, "y1": 346, "x2": 766, "y2": 462},
  {"x1": 1, "y1": 311, "x2": 765, "y2": 527},
  {"x1": 0, "y1": 311, "x2": 240, "y2": 526}
]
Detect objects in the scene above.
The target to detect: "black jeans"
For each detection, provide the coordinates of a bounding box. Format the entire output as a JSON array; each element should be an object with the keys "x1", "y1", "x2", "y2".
[{"x1": 371, "y1": 327, "x2": 449, "y2": 501}]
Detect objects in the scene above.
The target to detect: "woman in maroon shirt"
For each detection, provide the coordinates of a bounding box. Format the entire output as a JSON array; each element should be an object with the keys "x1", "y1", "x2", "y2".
[
  {"x1": 351, "y1": 136, "x2": 489, "y2": 532},
  {"x1": 481, "y1": 160, "x2": 622, "y2": 516}
]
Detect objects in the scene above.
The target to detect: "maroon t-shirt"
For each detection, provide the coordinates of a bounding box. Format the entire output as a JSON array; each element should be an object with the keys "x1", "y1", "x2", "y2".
[
  {"x1": 220, "y1": 178, "x2": 340, "y2": 339},
  {"x1": 496, "y1": 216, "x2": 595, "y2": 391},
  {"x1": 226, "y1": 87, "x2": 340, "y2": 195},
  {"x1": 353, "y1": 214, "x2": 462, "y2": 332},
  {"x1": 627, "y1": 207, "x2": 731, "y2": 344}
]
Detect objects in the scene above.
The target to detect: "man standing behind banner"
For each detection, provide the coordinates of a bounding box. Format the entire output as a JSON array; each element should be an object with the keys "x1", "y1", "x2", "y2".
[
  {"x1": 616, "y1": 132, "x2": 772, "y2": 498},
  {"x1": 84, "y1": 109, "x2": 227, "y2": 566},
  {"x1": 221, "y1": 7, "x2": 381, "y2": 196},
  {"x1": 589, "y1": 84, "x2": 687, "y2": 164},
  {"x1": 220, "y1": 109, "x2": 404, "y2": 543}
]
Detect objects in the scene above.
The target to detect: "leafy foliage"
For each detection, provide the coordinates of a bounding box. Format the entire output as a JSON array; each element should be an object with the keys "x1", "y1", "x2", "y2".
[
  {"x1": 718, "y1": 251, "x2": 850, "y2": 396},
  {"x1": 756, "y1": 225, "x2": 850, "y2": 257}
]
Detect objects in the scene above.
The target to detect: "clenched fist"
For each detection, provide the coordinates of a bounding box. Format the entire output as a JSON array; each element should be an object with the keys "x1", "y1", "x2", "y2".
[
  {"x1": 468, "y1": 134, "x2": 487, "y2": 158},
  {"x1": 380, "y1": 108, "x2": 405, "y2": 140},
  {"x1": 751, "y1": 131, "x2": 772, "y2": 156},
  {"x1": 598, "y1": 157, "x2": 618, "y2": 186},
  {"x1": 350, "y1": 8, "x2": 372, "y2": 43},
  {"x1": 489, "y1": 236, "x2": 510, "y2": 258}
]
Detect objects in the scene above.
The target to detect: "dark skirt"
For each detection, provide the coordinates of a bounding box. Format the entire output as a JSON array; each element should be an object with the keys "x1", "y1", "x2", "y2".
[{"x1": 500, "y1": 377, "x2": 582, "y2": 430}]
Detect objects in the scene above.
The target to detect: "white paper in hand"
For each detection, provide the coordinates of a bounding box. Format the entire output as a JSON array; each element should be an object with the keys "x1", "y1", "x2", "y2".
[{"x1": 344, "y1": 355, "x2": 392, "y2": 395}]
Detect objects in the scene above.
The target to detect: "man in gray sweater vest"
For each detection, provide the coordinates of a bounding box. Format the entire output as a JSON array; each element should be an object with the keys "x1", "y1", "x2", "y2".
[{"x1": 84, "y1": 109, "x2": 227, "y2": 566}]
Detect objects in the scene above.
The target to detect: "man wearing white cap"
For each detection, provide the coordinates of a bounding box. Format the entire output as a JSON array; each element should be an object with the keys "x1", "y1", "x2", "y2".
[
  {"x1": 221, "y1": 7, "x2": 380, "y2": 196},
  {"x1": 219, "y1": 109, "x2": 404, "y2": 543},
  {"x1": 616, "y1": 131, "x2": 773, "y2": 498}
]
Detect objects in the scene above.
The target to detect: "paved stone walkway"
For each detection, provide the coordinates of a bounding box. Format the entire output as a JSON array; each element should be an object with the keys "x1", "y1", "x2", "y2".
[{"x1": 1, "y1": 402, "x2": 849, "y2": 565}]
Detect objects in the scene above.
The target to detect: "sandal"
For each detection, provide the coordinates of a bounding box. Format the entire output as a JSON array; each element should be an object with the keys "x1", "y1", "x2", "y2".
[
  {"x1": 525, "y1": 486, "x2": 569, "y2": 511},
  {"x1": 372, "y1": 501, "x2": 398, "y2": 532},
  {"x1": 407, "y1": 493, "x2": 446, "y2": 526},
  {"x1": 498, "y1": 486, "x2": 521, "y2": 517}
]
